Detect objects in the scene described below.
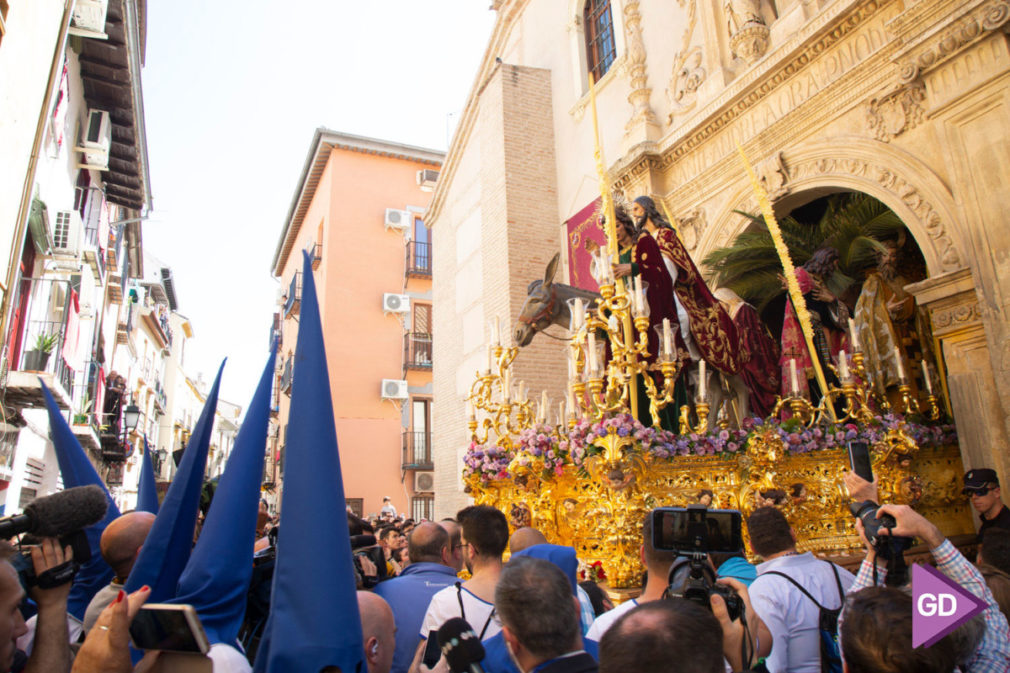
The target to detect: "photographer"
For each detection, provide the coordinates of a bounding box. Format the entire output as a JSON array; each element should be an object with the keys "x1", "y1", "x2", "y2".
[
  {"x1": 746, "y1": 506, "x2": 855, "y2": 673},
  {"x1": 842, "y1": 472, "x2": 1010, "y2": 672}
]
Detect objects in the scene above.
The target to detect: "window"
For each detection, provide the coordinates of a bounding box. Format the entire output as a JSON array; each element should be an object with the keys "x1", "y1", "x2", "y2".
[
  {"x1": 411, "y1": 495, "x2": 434, "y2": 521},
  {"x1": 346, "y1": 498, "x2": 363, "y2": 518},
  {"x1": 584, "y1": 0, "x2": 617, "y2": 83}
]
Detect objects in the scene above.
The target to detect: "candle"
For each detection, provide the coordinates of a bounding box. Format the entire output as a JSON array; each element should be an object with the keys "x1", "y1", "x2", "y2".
[
  {"x1": 848, "y1": 318, "x2": 860, "y2": 351},
  {"x1": 662, "y1": 318, "x2": 673, "y2": 359},
  {"x1": 698, "y1": 360, "x2": 707, "y2": 401},
  {"x1": 587, "y1": 332, "x2": 598, "y2": 375},
  {"x1": 466, "y1": 400, "x2": 475, "y2": 421},
  {"x1": 493, "y1": 316, "x2": 501, "y2": 346},
  {"x1": 790, "y1": 359, "x2": 799, "y2": 395},
  {"x1": 487, "y1": 344, "x2": 495, "y2": 374},
  {"x1": 541, "y1": 390, "x2": 549, "y2": 419},
  {"x1": 502, "y1": 369, "x2": 511, "y2": 402},
  {"x1": 894, "y1": 347, "x2": 906, "y2": 382},
  {"x1": 922, "y1": 360, "x2": 933, "y2": 394},
  {"x1": 518, "y1": 381, "x2": 527, "y2": 403},
  {"x1": 634, "y1": 276, "x2": 644, "y2": 315},
  {"x1": 839, "y1": 349, "x2": 850, "y2": 382},
  {"x1": 573, "y1": 298, "x2": 584, "y2": 330},
  {"x1": 567, "y1": 354, "x2": 577, "y2": 380},
  {"x1": 500, "y1": 319, "x2": 508, "y2": 349},
  {"x1": 559, "y1": 400, "x2": 566, "y2": 424},
  {"x1": 567, "y1": 384, "x2": 576, "y2": 416}
]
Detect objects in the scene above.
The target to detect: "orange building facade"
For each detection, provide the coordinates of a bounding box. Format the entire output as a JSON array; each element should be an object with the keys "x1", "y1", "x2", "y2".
[{"x1": 270, "y1": 129, "x2": 442, "y2": 520}]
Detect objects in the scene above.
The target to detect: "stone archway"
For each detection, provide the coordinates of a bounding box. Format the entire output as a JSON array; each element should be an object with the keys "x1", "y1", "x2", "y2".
[
  {"x1": 690, "y1": 137, "x2": 1010, "y2": 487},
  {"x1": 697, "y1": 137, "x2": 967, "y2": 277}
]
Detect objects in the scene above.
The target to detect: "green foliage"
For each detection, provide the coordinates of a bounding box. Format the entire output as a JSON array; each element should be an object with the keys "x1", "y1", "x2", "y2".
[
  {"x1": 33, "y1": 332, "x2": 58, "y2": 353},
  {"x1": 702, "y1": 193, "x2": 906, "y2": 312}
]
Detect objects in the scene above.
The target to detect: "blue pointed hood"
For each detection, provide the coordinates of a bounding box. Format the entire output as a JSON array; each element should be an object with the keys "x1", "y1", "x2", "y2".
[
  {"x1": 255, "y1": 251, "x2": 364, "y2": 673},
  {"x1": 136, "y1": 437, "x2": 159, "y2": 515},
  {"x1": 169, "y1": 347, "x2": 275, "y2": 645},
  {"x1": 513, "y1": 544, "x2": 579, "y2": 594},
  {"x1": 41, "y1": 382, "x2": 121, "y2": 621},
  {"x1": 124, "y1": 362, "x2": 223, "y2": 602}
]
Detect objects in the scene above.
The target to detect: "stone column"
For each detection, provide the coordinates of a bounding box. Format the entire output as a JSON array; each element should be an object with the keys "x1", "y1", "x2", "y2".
[{"x1": 907, "y1": 269, "x2": 1010, "y2": 489}]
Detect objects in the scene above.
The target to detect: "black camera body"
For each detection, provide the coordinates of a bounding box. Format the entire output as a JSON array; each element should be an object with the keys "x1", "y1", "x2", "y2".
[
  {"x1": 849, "y1": 500, "x2": 913, "y2": 560},
  {"x1": 350, "y1": 534, "x2": 387, "y2": 589},
  {"x1": 654, "y1": 506, "x2": 745, "y2": 622}
]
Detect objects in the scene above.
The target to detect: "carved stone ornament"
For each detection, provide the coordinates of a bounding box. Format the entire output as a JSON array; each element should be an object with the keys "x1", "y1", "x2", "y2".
[
  {"x1": 667, "y1": 46, "x2": 707, "y2": 119},
  {"x1": 898, "y1": 0, "x2": 1010, "y2": 83},
  {"x1": 623, "y1": 1, "x2": 659, "y2": 131},
  {"x1": 866, "y1": 83, "x2": 926, "y2": 142},
  {"x1": 930, "y1": 300, "x2": 982, "y2": 331},
  {"x1": 756, "y1": 151, "x2": 790, "y2": 200},
  {"x1": 730, "y1": 22, "x2": 771, "y2": 64},
  {"x1": 675, "y1": 208, "x2": 706, "y2": 251}
]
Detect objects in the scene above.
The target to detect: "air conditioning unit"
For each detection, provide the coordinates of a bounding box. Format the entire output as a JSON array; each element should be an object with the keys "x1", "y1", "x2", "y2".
[
  {"x1": 75, "y1": 110, "x2": 111, "y2": 170},
  {"x1": 414, "y1": 471, "x2": 435, "y2": 492},
  {"x1": 69, "y1": 0, "x2": 109, "y2": 39},
  {"x1": 382, "y1": 293, "x2": 410, "y2": 314},
  {"x1": 384, "y1": 208, "x2": 412, "y2": 231},
  {"x1": 50, "y1": 210, "x2": 83, "y2": 259},
  {"x1": 381, "y1": 379, "x2": 409, "y2": 400},
  {"x1": 416, "y1": 169, "x2": 439, "y2": 191}
]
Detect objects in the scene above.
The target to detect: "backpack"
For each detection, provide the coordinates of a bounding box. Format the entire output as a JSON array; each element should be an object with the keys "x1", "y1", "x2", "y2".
[{"x1": 763, "y1": 562, "x2": 845, "y2": 673}]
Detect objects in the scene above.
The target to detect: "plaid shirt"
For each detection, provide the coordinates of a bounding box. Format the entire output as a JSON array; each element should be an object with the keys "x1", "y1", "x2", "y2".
[{"x1": 845, "y1": 540, "x2": 1010, "y2": 673}]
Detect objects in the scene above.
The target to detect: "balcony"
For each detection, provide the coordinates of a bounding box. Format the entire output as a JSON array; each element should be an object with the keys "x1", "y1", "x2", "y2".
[
  {"x1": 308, "y1": 241, "x2": 322, "y2": 270},
  {"x1": 284, "y1": 272, "x2": 301, "y2": 318},
  {"x1": 4, "y1": 278, "x2": 76, "y2": 411},
  {"x1": 78, "y1": 187, "x2": 107, "y2": 282},
  {"x1": 404, "y1": 332, "x2": 433, "y2": 370},
  {"x1": 69, "y1": 361, "x2": 103, "y2": 453},
  {"x1": 280, "y1": 357, "x2": 293, "y2": 395},
  {"x1": 406, "y1": 241, "x2": 432, "y2": 278},
  {"x1": 402, "y1": 430, "x2": 432, "y2": 470}
]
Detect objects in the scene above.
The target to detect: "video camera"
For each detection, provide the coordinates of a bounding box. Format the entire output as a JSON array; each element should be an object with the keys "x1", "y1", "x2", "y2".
[
  {"x1": 350, "y1": 534, "x2": 387, "y2": 589},
  {"x1": 652, "y1": 505, "x2": 744, "y2": 621}
]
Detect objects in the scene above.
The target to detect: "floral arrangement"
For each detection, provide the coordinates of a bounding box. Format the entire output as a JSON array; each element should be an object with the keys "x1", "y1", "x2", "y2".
[{"x1": 462, "y1": 412, "x2": 958, "y2": 483}]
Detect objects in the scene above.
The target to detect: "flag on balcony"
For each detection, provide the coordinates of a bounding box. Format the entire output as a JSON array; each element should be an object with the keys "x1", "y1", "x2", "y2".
[
  {"x1": 254, "y1": 251, "x2": 363, "y2": 673},
  {"x1": 40, "y1": 381, "x2": 120, "y2": 622},
  {"x1": 124, "y1": 361, "x2": 223, "y2": 603},
  {"x1": 168, "y1": 345, "x2": 274, "y2": 646},
  {"x1": 136, "y1": 437, "x2": 159, "y2": 515}
]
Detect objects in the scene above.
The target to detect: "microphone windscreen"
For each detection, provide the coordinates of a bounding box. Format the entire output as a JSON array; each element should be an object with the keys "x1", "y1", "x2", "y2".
[
  {"x1": 24, "y1": 485, "x2": 109, "y2": 538},
  {"x1": 437, "y1": 617, "x2": 485, "y2": 672}
]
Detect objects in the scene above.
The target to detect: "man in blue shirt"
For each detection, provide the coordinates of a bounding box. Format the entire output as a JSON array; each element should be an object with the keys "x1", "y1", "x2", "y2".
[{"x1": 373, "y1": 521, "x2": 459, "y2": 673}]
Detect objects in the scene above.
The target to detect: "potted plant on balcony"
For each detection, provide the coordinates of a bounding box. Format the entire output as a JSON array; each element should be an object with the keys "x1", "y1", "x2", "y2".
[
  {"x1": 23, "y1": 333, "x2": 58, "y2": 371},
  {"x1": 72, "y1": 395, "x2": 93, "y2": 426}
]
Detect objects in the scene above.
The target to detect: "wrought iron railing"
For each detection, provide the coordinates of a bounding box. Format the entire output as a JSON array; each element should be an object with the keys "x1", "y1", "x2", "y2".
[
  {"x1": 402, "y1": 430, "x2": 432, "y2": 469},
  {"x1": 16, "y1": 278, "x2": 75, "y2": 394},
  {"x1": 406, "y1": 240, "x2": 432, "y2": 277},
  {"x1": 284, "y1": 272, "x2": 301, "y2": 317},
  {"x1": 280, "y1": 356, "x2": 293, "y2": 395},
  {"x1": 404, "y1": 332, "x2": 433, "y2": 369}
]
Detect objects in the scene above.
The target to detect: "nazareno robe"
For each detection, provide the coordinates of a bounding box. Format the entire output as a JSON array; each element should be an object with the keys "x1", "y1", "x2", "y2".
[{"x1": 649, "y1": 227, "x2": 741, "y2": 375}]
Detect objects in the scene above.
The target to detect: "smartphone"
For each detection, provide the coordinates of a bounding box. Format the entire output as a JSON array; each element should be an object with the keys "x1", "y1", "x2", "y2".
[
  {"x1": 652, "y1": 507, "x2": 743, "y2": 553},
  {"x1": 129, "y1": 604, "x2": 210, "y2": 654},
  {"x1": 422, "y1": 630, "x2": 441, "y2": 668},
  {"x1": 847, "y1": 441, "x2": 873, "y2": 483}
]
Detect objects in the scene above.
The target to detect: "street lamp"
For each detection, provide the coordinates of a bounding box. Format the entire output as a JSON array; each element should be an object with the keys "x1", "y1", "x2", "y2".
[{"x1": 123, "y1": 403, "x2": 142, "y2": 435}]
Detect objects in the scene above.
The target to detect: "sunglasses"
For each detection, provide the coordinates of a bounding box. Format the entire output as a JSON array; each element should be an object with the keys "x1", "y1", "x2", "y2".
[{"x1": 963, "y1": 486, "x2": 994, "y2": 496}]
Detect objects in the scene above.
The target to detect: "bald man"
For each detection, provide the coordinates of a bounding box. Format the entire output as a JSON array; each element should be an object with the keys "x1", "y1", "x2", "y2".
[
  {"x1": 373, "y1": 522, "x2": 458, "y2": 673},
  {"x1": 509, "y1": 527, "x2": 548, "y2": 554},
  {"x1": 359, "y1": 591, "x2": 395, "y2": 673},
  {"x1": 83, "y1": 511, "x2": 156, "y2": 632}
]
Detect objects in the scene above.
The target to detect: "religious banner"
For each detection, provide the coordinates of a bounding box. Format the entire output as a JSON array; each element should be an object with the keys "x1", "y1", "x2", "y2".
[{"x1": 565, "y1": 197, "x2": 605, "y2": 292}]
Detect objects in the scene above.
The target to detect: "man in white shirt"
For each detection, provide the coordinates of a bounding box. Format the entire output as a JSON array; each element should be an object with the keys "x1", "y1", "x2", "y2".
[
  {"x1": 410, "y1": 505, "x2": 508, "y2": 672},
  {"x1": 746, "y1": 506, "x2": 855, "y2": 673}
]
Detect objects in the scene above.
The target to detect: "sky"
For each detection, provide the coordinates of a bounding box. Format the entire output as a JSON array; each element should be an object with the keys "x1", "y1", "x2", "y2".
[{"x1": 141, "y1": 1, "x2": 496, "y2": 407}]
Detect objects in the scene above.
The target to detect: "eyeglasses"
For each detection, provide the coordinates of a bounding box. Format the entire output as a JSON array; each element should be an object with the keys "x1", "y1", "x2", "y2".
[{"x1": 964, "y1": 486, "x2": 994, "y2": 496}]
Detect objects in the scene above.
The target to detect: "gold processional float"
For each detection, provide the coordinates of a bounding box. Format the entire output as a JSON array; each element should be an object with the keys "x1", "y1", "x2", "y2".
[{"x1": 462, "y1": 82, "x2": 972, "y2": 591}]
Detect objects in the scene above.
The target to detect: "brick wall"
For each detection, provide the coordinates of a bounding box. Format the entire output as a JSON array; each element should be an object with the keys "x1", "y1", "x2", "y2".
[{"x1": 432, "y1": 64, "x2": 567, "y2": 519}]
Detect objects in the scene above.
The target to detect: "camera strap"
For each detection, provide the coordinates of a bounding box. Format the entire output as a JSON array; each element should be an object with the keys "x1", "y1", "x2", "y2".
[{"x1": 454, "y1": 582, "x2": 496, "y2": 639}]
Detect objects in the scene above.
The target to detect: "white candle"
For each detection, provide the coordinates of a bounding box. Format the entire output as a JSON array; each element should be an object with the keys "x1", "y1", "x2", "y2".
[
  {"x1": 541, "y1": 390, "x2": 549, "y2": 418},
  {"x1": 559, "y1": 400, "x2": 566, "y2": 424},
  {"x1": 502, "y1": 370, "x2": 511, "y2": 402},
  {"x1": 466, "y1": 400, "x2": 475, "y2": 421},
  {"x1": 518, "y1": 381, "x2": 527, "y2": 402},
  {"x1": 790, "y1": 359, "x2": 799, "y2": 395},
  {"x1": 895, "y1": 347, "x2": 906, "y2": 382},
  {"x1": 567, "y1": 385, "x2": 576, "y2": 417},
  {"x1": 567, "y1": 354, "x2": 577, "y2": 380},
  {"x1": 698, "y1": 360, "x2": 707, "y2": 401},
  {"x1": 493, "y1": 316, "x2": 501, "y2": 346},
  {"x1": 848, "y1": 318, "x2": 860, "y2": 351},
  {"x1": 487, "y1": 344, "x2": 495, "y2": 374},
  {"x1": 922, "y1": 360, "x2": 933, "y2": 394},
  {"x1": 573, "y1": 298, "x2": 584, "y2": 330},
  {"x1": 839, "y1": 350, "x2": 850, "y2": 382},
  {"x1": 634, "y1": 276, "x2": 645, "y2": 315},
  {"x1": 662, "y1": 318, "x2": 673, "y2": 359},
  {"x1": 587, "y1": 332, "x2": 598, "y2": 375}
]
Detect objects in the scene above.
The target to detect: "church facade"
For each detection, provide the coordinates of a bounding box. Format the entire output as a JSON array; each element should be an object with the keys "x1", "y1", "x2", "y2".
[{"x1": 428, "y1": 0, "x2": 1010, "y2": 517}]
